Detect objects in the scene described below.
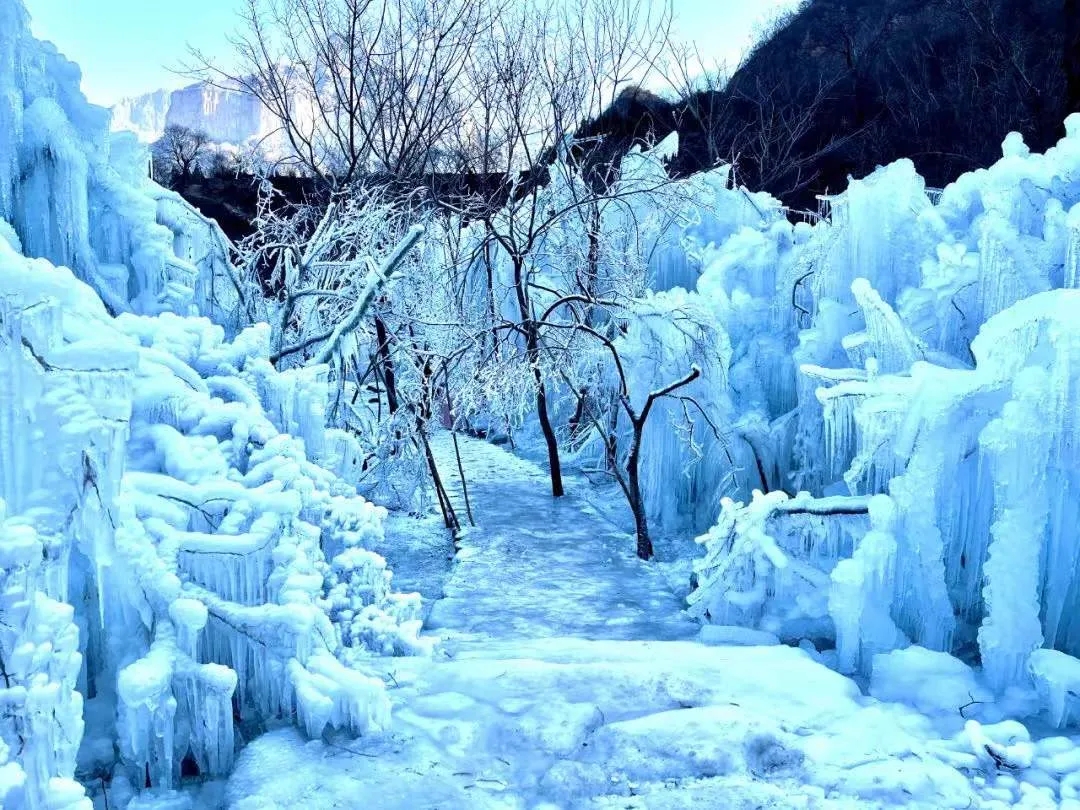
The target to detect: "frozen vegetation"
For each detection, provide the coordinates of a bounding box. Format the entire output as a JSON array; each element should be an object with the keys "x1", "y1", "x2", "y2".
[{"x1": 6, "y1": 0, "x2": 1080, "y2": 807}]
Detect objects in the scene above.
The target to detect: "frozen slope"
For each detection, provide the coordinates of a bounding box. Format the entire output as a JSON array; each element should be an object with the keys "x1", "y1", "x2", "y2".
[
  {"x1": 228, "y1": 439, "x2": 1054, "y2": 810},
  {"x1": 424, "y1": 436, "x2": 698, "y2": 644}
]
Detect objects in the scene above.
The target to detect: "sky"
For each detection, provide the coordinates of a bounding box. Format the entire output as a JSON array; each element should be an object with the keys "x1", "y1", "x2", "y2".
[{"x1": 26, "y1": 0, "x2": 799, "y2": 107}]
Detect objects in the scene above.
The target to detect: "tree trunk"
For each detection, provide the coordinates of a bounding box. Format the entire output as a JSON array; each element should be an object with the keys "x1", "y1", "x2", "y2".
[
  {"x1": 626, "y1": 433, "x2": 653, "y2": 560},
  {"x1": 373, "y1": 313, "x2": 399, "y2": 414},
  {"x1": 513, "y1": 255, "x2": 564, "y2": 498},
  {"x1": 534, "y1": 367, "x2": 564, "y2": 497}
]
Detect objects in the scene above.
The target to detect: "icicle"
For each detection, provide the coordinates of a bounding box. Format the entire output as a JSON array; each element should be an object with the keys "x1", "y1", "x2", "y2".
[
  {"x1": 830, "y1": 495, "x2": 902, "y2": 676},
  {"x1": 1065, "y1": 203, "x2": 1080, "y2": 289},
  {"x1": 850, "y1": 278, "x2": 925, "y2": 374},
  {"x1": 117, "y1": 644, "x2": 177, "y2": 790},
  {"x1": 174, "y1": 662, "x2": 237, "y2": 777}
]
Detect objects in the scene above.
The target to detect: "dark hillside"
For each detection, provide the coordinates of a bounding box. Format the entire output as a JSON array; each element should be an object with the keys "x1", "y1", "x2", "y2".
[
  {"x1": 169, "y1": 0, "x2": 1078, "y2": 229},
  {"x1": 671, "y1": 0, "x2": 1073, "y2": 208}
]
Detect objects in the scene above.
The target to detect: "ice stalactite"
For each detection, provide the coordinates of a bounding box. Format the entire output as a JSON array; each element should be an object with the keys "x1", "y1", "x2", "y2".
[
  {"x1": 117, "y1": 641, "x2": 178, "y2": 791},
  {"x1": 2, "y1": 140, "x2": 424, "y2": 810},
  {"x1": 1065, "y1": 203, "x2": 1080, "y2": 290},
  {"x1": 0, "y1": 0, "x2": 437, "y2": 802},
  {"x1": 812, "y1": 160, "x2": 928, "y2": 308},
  {"x1": 1, "y1": 238, "x2": 427, "y2": 801},
  {"x1": 173, "y1": 661, "x2": 237, "y2": 778},
  {"x1": 0, "y1": 512, "x2": 91, "y2": 809},
  {"x1": 973, "y1": 215, "x2": 1040, "y2": 327},
  {"x1": 15, "y1": 99, "x2": 94, "y2": 281},
  {"x1": 848, "y1": 279, "x2": 926, "y2": 374},
  {"x1": 1029, "y1": 650, "x2": 1080, "y2": 729},
  {"x1": 829, "y1": 495, "x2": 902, "y2": 676}
]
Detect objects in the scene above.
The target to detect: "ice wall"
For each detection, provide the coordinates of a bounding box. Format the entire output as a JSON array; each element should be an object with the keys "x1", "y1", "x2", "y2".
[
  {"x1": 0, "y1": 0, "x2": 239, "y2": 322},
  {"x1": 0, "y1": 229, "x2": 430, "y2": 807},
  {"x1": 0, "y1": 3, "x2": 424, "y2": 806},
  {"x1": 686, "y1": 118, "x2": 1080, "y2": 729}
]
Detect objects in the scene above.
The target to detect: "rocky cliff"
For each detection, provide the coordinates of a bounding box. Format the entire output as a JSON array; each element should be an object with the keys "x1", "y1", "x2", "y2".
[{"x1": 111, "y1": 80, "x2": 278, "y2": 147}]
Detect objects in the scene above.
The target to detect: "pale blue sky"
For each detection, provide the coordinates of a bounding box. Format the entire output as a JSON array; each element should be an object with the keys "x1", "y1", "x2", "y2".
[{"x1": 26, "y1": 0, "x2": 797, "y2": 106}]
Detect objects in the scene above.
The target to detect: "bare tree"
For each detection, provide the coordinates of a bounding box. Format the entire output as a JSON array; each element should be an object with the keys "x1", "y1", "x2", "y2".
[
  {"x1": 152, "y1": 124, "x2": 211, "y2": 182},
  {"x1": 190, "y1": 0, "x2": 495, "y2": 187},
  {"x1": 440, "y1": 0, "x2": 675, "y2": 498}
]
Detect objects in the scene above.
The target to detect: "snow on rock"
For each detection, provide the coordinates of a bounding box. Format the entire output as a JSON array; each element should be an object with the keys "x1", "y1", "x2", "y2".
[{"x1": 111, "y1": 82, "x2": 278, "y2": 148}]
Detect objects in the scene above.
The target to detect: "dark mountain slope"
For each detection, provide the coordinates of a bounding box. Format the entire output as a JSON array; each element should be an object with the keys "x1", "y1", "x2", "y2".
[
  {"x1": 167, "y1": 0, "x2": 1079, "y2": 231},
  {"x1": 670, "y1": 0, "x2": 1073, "y2": 208}
]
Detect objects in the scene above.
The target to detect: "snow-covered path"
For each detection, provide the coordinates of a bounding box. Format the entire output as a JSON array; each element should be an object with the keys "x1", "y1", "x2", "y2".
[
  {"x1": 425, "y1": 436, "x2": 698, "y2": 645},
  {"x1": 225, "y1": 438, "x2": 989, "y2": 810}
]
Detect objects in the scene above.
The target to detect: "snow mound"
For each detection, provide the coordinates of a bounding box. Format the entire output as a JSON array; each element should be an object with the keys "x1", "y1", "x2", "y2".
[{"x1": 226, "y1": 639, "x2": 1030, "y2": 809}]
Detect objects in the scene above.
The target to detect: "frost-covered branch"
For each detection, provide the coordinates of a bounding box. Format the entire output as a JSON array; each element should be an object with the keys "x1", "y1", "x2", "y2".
[{"x1": 309, "y1": 224, "x2": 426, "y2": 366}]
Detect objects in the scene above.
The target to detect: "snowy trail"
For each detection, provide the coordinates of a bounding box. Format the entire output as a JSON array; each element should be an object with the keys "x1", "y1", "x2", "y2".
[
  {"x1": 227, "y1": 438, "x2": 985, "y2": 810},
  {"x1": 425, "y1": 436, "x2": 699, "y2": 645}
]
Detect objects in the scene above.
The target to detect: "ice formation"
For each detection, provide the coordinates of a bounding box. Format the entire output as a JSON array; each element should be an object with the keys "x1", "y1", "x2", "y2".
[
  {"x1": 0, "y1": 3, "x2": 424, "y2": 807},
  {"x1": 0, "y1": 0, "x2": 240, "y2": 325},
  {"x1": 682, "y1": 117, "x2": 1080, "y2": 732}
]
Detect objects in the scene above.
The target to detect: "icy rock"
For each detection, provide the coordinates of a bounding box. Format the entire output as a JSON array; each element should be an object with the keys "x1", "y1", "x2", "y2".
[
  {"x1": 1003, "y1": 132, "x2": 1031, "y2": 158},
  {"x1": 1030, "y1": 650, "x2": 1080, "y2": 729},
  {"x1": 871, "y1": 647, "x2": 989, "y2": 717}
]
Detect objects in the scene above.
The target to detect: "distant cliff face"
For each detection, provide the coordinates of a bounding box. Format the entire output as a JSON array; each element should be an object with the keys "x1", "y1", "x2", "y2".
[{"x1": 111, "y1": 81, "x2": 278, "y2": 147}]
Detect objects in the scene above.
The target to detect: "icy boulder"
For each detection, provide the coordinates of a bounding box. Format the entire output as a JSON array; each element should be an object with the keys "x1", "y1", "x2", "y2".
[
  {"x1": 870, "y1": 647, "x2": 989, "y2": 718},
  {"x1": 1029, "y1": 650, "x2": 1080, "y2": 730}
]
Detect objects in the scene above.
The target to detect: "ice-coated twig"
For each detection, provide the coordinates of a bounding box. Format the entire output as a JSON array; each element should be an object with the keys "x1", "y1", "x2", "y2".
[{"x1": 310, "y1": 224, "x2": 426, "y2": 367}]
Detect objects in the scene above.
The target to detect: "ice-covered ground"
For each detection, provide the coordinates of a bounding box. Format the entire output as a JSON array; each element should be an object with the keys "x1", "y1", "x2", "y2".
[{"x1": 225, "y1": 438, "x2": 1072, "y2": 810}]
